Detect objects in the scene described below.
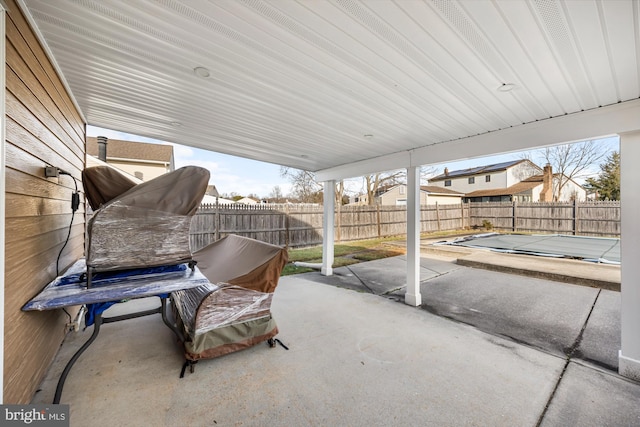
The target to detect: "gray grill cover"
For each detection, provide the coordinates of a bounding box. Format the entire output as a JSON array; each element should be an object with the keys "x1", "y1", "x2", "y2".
[{"x1": 85, "y1": 166, "x2": 210, "y2": 271}]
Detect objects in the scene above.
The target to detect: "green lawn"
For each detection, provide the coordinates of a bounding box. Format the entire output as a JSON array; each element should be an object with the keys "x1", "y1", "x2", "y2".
[
  {"x1": 282, "y1": 237, "x2": 406, "y2": 276},
  {"x1": 281, "y1": 230, "x2": 476, "y2": 276}
]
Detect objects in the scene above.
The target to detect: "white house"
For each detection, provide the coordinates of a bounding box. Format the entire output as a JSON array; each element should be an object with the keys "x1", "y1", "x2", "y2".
[
  {"x1": 429, "y1": 160, "x2": 542, "y2": 194},
  {"x1": 430, "y1": 160, "x2": 586, "y2": 202},
  {"x1": 376, "y1": 185, "x2": 463, "y2": 206}
]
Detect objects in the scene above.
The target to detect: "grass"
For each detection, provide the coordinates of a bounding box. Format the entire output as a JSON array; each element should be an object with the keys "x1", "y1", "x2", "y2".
[
  {"x1": 282, "y1": 236, "x2": 406, "y2": 276},
  {"x1": 281, "y1": 230, "x2": 481, "y2": 276}
]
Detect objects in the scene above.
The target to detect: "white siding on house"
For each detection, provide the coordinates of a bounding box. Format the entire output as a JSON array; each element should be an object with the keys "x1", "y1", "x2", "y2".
[
  {"x1": 433, "y1": 170, "x2": 508, "y2": 194},
  {"x1": 506, "y1": 162, "x2": 541, "y2": 187}
]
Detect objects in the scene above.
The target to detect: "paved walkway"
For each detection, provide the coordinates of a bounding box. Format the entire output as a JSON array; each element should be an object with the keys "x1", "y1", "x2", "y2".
[{"x1": 32, "y1": 252, "x2": 639, "y2": 426}]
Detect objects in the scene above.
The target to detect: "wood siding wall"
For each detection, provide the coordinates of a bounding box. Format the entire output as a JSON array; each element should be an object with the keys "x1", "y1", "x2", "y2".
[{"x1": 4, "y1": 0, "x2": 85, "y2": 403}]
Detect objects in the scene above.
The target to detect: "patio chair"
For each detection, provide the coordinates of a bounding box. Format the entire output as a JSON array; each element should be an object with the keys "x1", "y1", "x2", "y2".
[
  {"x1": 84, "y1": 166, "x2": 210, "y2": 274},
  {"x1": 170, "y1": 234, "x2": 288, "y2": 375}
]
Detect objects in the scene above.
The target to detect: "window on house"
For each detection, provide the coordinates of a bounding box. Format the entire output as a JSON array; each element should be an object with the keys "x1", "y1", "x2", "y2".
[
  {"x1": 468, "y1": 177, "x2": 475, "y2": 184},
  {"x1": 485, "y1": 175, "x2": 491, "y2": 182},
  {"x1": 444, "y1": 180, "x2": 451, "y2": 187}
]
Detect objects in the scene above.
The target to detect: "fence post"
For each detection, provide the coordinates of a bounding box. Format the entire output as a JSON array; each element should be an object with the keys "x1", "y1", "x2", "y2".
[
  {"x1": 285, "y1": 204, "x2": 290, "y2": 248},
  {"x1": 435, "y1": 201, "x2": 441, "y2": 231},
  {"x1": 573, "y1": 199, "x2": 578, "y2": 235},
  {"x1": 377, "y1": 204, "x2": 381, "y2": 238},
  {"x1": 215, "y1": 198, "x2": 220, "y2": 241},
  {"x1": 336, "y1": 199, "x2": 342, "y2": 242},
  {"x1": 512, "y1": 200, "x2": 517, "y2": 232}
]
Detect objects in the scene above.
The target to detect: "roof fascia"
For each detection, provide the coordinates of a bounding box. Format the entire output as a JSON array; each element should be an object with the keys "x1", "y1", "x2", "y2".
[{"x1": 317, "y1": 99, "x2": 640, "y2": 182}]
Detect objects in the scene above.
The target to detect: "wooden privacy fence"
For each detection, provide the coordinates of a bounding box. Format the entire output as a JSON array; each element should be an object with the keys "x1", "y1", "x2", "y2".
[
  {"x1": 190, "y1": 202, "x2": 470, "y2": 250},
  {"x1": 190, "y1": 201, "x2": 620, "y2": 250},
  {"x1": 468, "y1": 201, "x2": 620, "y2": 237}
]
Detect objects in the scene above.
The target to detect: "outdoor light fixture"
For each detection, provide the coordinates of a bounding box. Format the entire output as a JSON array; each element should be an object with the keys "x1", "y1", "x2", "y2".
[
  {"x1": 194, "y1": 66, "x2": 211, "y2": 78},
  {"x1": 497, "y1": 83, "x2": 516, "y2": 92}
]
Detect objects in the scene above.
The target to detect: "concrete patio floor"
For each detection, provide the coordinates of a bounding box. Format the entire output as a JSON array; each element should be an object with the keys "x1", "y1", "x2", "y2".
[{"x1": 32, "y1": 253, "x2": 640, "y2": 426}]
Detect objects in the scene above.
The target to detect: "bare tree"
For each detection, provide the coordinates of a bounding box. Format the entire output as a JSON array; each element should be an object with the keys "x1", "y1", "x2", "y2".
[
  {"x1": 280, "y1": 167, "x2": 323, "y2": 203},
  {"x1": 522, "y1": 141, "x2": 607, "y2": 201},
  {"x1": 363, "y1": 170, "x2": 405, "y2": 205},
  {"x1": 268, "y1": 185, "x2": 285, "y2": 203}
]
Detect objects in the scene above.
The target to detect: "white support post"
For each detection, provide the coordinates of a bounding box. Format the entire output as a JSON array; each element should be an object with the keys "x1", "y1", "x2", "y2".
[
  {"x1": 619, "y1": 131, "x2": 640, "y2": 381},
  {"x1": 405, "y1": 166, "x2": 422, "y2": 306},
  {"x1": 322, "y1": 180, "x2": 335, "y2": 276}
]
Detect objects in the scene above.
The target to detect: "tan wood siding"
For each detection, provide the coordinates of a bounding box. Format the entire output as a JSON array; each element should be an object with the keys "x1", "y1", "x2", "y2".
[{"x1": 4, "y1": 0, "x2": 86, "y2": 403}]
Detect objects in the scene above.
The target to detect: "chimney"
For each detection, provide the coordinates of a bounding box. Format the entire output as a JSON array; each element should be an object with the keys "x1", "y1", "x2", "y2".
[
  {"x1": 540, "y1": 163, "x2": 553, "y2": 202},
  {"x1": 97, "y1": 136, "x2": 108, "y2": 162},
  {"x1": 444, "y1": 167, "x2": 449, "y2": 176}
]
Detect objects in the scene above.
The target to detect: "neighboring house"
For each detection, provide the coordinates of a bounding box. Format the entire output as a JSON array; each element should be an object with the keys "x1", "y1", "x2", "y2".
[
  {"x1": 376, "y1": 184, "x2": 463, "y2": 206},
  {"x1": 86, "y1": 155, "x2": 143, "y2": 185},
  {"x1": 236, "y1": 197, "x2": 259, "y2": 205},
  {"x1": 201, "y1": 194, "x2": 236, "y2": 205},
  {"x1": 430, "y1": 160, "x2": 586, "y2": 202},
  {"x1": 464, "y1": 164, "x2": 586, "y2": 202},
  {"x1": 429, "y1": 160, "x2": 542, "y2": 194},
  {"x1": 86, "y1": 136, "x2": 174, "y2": 181}
]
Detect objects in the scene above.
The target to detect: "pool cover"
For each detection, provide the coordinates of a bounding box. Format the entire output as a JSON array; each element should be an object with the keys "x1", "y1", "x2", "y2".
[{"x1": 443, "y1": 233, "x2": 620, "y2": 264}]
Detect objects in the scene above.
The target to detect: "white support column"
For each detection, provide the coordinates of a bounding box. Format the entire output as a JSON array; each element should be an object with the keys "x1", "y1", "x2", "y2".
[
  {"x1": 405, "y1": 166, "x2": 422, "y2": 306},
  {"x1": 322, "y1": 180, "x2": 335, "y2": 276},
  {"x1": 619, "y1": 131, "x2": 640, "y2": 381}
]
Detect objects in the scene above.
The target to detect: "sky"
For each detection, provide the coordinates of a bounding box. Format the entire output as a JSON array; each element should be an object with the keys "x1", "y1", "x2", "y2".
[{"x1": 87, "y1": 125, "x2": 619, "y2": 198}]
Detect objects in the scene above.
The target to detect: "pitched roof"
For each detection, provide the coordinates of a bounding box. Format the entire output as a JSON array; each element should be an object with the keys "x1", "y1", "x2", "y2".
[
  {"x1": 464, "y1": 180, "x2": 541, "y2": 198},
  {"x1": 419, "y1": 185, "x2": 463, "y2": 195},
  {"x1": 87, "y1": 137, "x2": 173, "y2": 163},
  {"x1": 377, "y1": 184, "x2": 463, "y2": 197},
  {"x1": 430, "y1": 159, "x2": 530, "y2": 182}
]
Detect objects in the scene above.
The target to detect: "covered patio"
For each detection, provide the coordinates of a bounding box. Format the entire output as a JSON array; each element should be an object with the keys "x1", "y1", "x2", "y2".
[
  {"x1": 31, "y1": 254, "x2": 640, "y2": 425},
  {"x1": 3, "y1": 0, "x2": 640, "y2": 407}
]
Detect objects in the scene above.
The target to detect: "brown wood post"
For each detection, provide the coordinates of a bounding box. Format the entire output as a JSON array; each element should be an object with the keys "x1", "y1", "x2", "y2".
[
  {"x1": 336, "y1": 198, "x2": 342, "y2": 242},
  {"x1": 285, "y1": 204, "x2": 290, "y2": 248},
  {"x1": 573, "y1": 199, "x2": 578, "y2": 235},
  {"x1": 436, "y1": 201, "x2": 441, "y2": 231},
  {"x1": 377, "y1": 204, "x2": 382, "y2": 238},
  {"x1": 513, "y1": 200, "x2": 517, "y2": 232}
]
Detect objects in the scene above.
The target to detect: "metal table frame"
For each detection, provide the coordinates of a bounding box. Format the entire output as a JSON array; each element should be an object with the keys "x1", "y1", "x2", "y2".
[
  {"x1": 22, "y1": 259, "x2": 209, "y2": 404},
  {"x1": 52, "y1": 296, "x2": 182, "y2": 404}
]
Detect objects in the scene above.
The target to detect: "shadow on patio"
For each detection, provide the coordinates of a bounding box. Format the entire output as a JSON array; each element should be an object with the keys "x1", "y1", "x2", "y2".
[{"x1": 32, "y1": 255, "x2": 640, "y2": 426}]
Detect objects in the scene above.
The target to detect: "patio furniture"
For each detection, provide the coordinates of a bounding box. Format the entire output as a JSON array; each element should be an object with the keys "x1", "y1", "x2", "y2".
[
  {"x1": 170, "y1": 234, "x2": 289, "y2": 375},
  {"x1": 84, "y1": 166, "x2": 210, "y2": 279},
  {"x1": 22, "y1": 259, "x2": 210, "y2": 403}
]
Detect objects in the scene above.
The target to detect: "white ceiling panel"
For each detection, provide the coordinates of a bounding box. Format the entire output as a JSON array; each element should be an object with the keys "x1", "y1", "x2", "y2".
[{"x1": 19, "y1": 0, "x2": 640, "y2": 175}]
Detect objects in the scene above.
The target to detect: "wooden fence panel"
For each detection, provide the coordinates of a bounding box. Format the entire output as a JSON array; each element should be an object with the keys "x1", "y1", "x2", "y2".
[{"x1": 189, "y1": 201, "x2": 620, "y2": 249}]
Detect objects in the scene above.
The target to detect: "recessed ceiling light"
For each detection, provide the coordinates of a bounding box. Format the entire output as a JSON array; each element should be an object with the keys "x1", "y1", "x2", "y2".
[
  {"x1": 194, "y1": 67, "x2": 211, "y2": 78},
  {"x1": 497, "y1": 83, "x2": 516, "y2": 92}
]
